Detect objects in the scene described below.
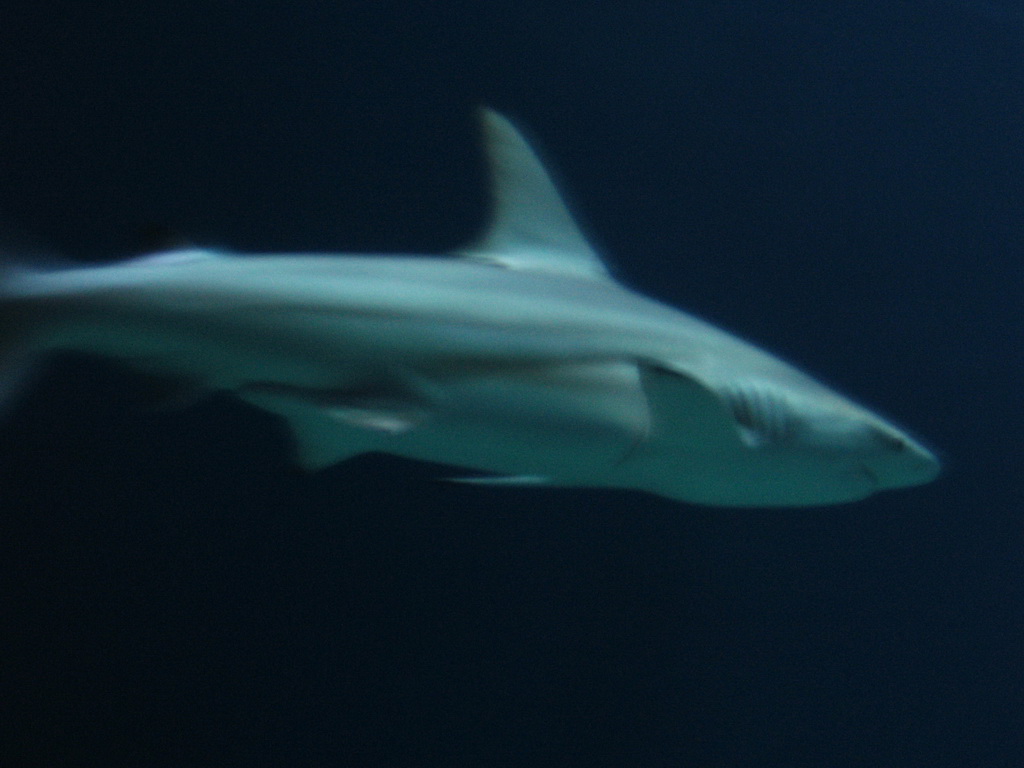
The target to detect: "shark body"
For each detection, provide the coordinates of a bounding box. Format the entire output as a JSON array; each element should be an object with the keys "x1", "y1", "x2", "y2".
[{"x1": 1, "y1": 110, "x2": 938, "y2": 506}]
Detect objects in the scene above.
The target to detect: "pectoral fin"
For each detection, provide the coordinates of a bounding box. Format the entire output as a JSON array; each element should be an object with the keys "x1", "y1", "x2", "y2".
[
  {"x1": 322, "y1": 403, "x2": 427, "y2": 434},
  {"x1": 238, "y1": 379, "x2": 433, "y2": 470},
  {"x1": 242, "y1": 380, "x2": 430, "y2": 431}
]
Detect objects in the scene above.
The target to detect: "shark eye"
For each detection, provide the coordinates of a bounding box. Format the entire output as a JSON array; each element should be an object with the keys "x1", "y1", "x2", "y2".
[
  {"x1": 872, "y1": 427, "x2": 908, "y2": 452},
  {"x1": 721, "y1": 383, "x2": 793, "y2": 447}
]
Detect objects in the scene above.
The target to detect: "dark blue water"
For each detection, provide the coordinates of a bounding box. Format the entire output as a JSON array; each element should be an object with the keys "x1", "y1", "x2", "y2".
[{"x1": 1, "y1": 2, "x2": 1020, "y2": 766}]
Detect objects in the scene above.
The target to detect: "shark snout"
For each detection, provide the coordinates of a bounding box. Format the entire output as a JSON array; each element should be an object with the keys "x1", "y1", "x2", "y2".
[{"x1": 862, "y1": 425, "x2": 941, "y2": 491}]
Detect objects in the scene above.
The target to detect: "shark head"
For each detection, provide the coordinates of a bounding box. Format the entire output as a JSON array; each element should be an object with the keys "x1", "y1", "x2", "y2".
[
  {"x1": 781, "y1": 395, "x2": 940, "y2": 494},
  {"x1": 618, "y1": 367, "x2": 940, "y2": 507},
  {"x1": 764, "y1": 395, "x2": 940, "y2": 504}
]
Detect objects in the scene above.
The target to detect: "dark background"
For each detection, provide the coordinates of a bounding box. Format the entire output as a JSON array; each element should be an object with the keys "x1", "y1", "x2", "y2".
[{"x1": 1, "y1": 2, "x2": 1020, "y2": 766}]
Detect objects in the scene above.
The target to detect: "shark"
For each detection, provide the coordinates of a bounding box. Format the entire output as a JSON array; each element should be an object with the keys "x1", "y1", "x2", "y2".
[{"x1": 0, "y1": 109, "x2": 938, "y2": 506}]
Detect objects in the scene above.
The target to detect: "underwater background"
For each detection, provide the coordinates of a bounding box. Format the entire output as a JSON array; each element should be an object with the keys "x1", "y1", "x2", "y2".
[{"x1": 0, "y1": 2, "x2": 1020, "y2": 766}]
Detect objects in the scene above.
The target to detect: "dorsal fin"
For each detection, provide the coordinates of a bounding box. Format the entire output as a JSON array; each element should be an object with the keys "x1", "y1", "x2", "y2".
[{"x1": 458, "y1": 108, "x2": 612, "y2": 281}]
